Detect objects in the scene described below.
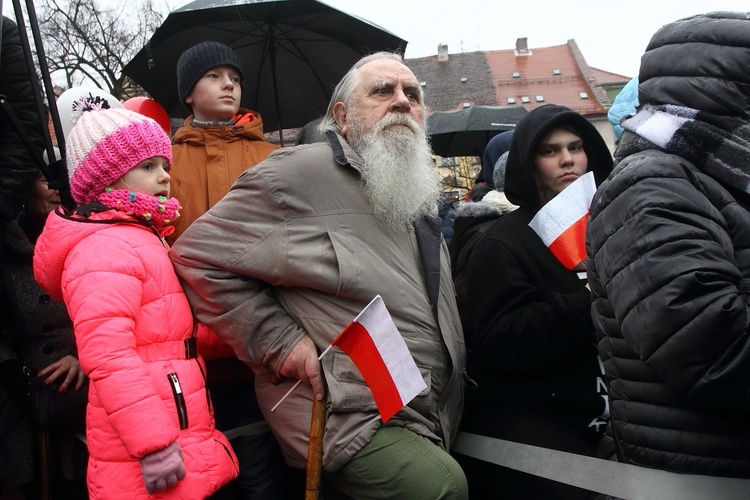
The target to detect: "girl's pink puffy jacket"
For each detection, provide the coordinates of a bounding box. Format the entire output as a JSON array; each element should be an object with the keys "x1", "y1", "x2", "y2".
[{"x1": 34, "y1": 208, "x2": 238, "y2": 499}]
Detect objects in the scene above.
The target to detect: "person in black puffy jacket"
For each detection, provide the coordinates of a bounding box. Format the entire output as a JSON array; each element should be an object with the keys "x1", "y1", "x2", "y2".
[{"x1": 587, "y1": 11, "x2": 750, "y2": 478}]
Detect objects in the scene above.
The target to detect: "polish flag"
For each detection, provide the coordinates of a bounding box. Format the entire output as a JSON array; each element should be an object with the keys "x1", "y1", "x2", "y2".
[
  {"x1": 331, "y1": 295, "x2": 427, "y2": 423},
  {"x1": 529, "y1": 171, "x2": 596, "y2": 270}
]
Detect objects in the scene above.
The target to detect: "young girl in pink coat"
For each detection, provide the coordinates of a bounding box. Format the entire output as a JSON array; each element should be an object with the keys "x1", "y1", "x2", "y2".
[{"x1": 33, "y1": 101, "x2": 238, "y2": 498}]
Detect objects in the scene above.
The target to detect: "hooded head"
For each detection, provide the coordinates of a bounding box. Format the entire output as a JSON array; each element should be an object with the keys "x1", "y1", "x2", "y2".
[
  {"x1": 480, "y1": 130, "x2": 514, "y2": 187},
  {"x1": 493, "y1": 151, "x2": 510, "y2": 191},
  {"x1": 504, "y1": 104, "x2": 612, "y2": 212},
  {"x1": 639, "y1": 11, "x2": 750, "y2": 118}
]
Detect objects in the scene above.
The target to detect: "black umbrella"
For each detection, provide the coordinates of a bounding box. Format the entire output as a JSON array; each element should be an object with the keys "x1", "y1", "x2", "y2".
[
  {"x1": 427, "y1": 105, "x2": 529, "y2": 157},
  {"x1": 122, "y1": 0, "x2": 407, "y2": 145}
]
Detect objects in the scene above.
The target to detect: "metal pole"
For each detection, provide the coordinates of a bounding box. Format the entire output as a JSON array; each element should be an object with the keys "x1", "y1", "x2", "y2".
[
  {"x1": 10, "y1": 0, "x2": 75, "y2": 208},
  {"x1": 268, "y1": 23, "x2": 285, "y2": 147},
  {"x1": 37, "y1": 429, "x2": 52, "y2": 500},
  {"x1": 24, "y1": 0, "x2": 66, "y2": 163}
]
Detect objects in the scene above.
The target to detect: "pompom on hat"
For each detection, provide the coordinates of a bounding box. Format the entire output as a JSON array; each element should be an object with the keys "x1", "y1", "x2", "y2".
[
  {"x1": 57, "y1": 86, "x2": 123, "y2": 140},
  {"x1": 177, "y1": 41, "x2": 244, "y2": 107},
  {"x1": 66, "y1": 103, "x2": 172, "y2": 205}
]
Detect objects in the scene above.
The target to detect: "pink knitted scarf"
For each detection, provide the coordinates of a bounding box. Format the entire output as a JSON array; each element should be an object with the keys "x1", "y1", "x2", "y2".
[{"x1": 96, "y1": 188, "x2": 181, "y2": 228}]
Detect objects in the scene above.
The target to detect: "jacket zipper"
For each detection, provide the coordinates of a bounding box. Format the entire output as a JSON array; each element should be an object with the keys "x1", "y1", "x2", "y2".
[{"x1": 168, "y1": 372, "x2": 188, "y2": 430}]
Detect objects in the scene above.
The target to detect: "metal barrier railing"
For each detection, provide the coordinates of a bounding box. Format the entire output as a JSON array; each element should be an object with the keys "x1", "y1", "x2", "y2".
[{"x1": 452, "y1": 432, "x2": 750, "y2": 500}]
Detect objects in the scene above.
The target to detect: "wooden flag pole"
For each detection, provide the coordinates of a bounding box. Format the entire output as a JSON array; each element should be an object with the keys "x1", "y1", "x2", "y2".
[{"x1": 305, "y1": 378, "x2": 327, "y2": 500}]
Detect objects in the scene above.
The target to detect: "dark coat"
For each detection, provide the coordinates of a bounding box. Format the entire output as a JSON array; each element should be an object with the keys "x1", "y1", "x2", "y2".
[
  {"x1": 0, "y1": 213, "x2": 85, "y2": 485},
  {"x1": 586, "y1": 11, "x2": 750, "y2": 478},
  {"x1": 0, "y1": 16, "x2": 45, "y2": 222},
  {"x1": 587, "y1": 150, "x2": 750, "y2": 478},
  {"x1": 464, "y1": 104, "x2": 612, "y2": 431},
  {"x1": 449, "y1": 191, "x2": 517, "y2": 337}
]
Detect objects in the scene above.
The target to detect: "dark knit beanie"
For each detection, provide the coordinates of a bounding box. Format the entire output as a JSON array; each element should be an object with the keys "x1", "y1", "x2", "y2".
[{"x1": 176, "y1": 41, "x2": 244, "y2": 107}]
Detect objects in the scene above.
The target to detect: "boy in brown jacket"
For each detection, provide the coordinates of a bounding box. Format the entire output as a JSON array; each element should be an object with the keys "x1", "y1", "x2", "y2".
[
  {"x1": 169, "y1": 40, "x2": 278, "y2": 245},
  {"x1": 170, "y1": 41, "x2": 283, "y2": 499}
]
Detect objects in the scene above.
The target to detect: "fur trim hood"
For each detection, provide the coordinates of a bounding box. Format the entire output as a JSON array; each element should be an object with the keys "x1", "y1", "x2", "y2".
[{"x1": 455, "y1": 190, "x2": 518, "y2": 220}]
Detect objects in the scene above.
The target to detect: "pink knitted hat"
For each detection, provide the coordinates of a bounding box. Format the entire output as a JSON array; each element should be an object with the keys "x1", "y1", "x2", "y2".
[{"x1": 66, "y1": 107, "x2": 172, "y2": 205}]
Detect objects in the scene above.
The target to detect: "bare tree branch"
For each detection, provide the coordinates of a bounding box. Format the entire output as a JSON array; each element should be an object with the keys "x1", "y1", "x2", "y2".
[
  {"x1": 438, "y1": 156, "x2": 479, "y2": 199},
  {"x1": 38, "y1": 0, "x2": 163, "y2": 99}
]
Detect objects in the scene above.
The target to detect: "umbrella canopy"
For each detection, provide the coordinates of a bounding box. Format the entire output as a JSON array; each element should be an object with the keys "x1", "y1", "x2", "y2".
[
  {"x1": 427, "y1": 105, "x2": 529, "y2": 157},
  {"x1": 122, "y1": 0, "x2": 407, "y2": 142}
]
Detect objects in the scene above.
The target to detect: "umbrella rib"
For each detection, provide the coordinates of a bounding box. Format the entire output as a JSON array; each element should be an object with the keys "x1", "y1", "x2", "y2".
[
  {"x1": 124, "y1": 1, "x2": 407, "y2": 126},
  {"x1": 227, "y1": 8, "x2": 344, "y2": 109},
  {"x1": 279, "y1": 38, "x2": 333, "y2": 102},
  {"x1": 252, "y1": 30, "x2": 272, "y2": 115}
]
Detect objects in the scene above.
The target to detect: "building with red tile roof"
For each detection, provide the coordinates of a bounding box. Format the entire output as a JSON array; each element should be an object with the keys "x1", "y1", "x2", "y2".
[{"x1": 406, "y1": 39, "x2": 631, "y2": 154}]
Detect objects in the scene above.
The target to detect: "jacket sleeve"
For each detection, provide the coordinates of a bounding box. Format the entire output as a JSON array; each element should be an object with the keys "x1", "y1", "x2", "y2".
[
  {"x1": 170, "y1": 165, "x2": 307, "y2": 376},
  {"x1": 466, "y1": 232, "x2": 594, "y2": 372},
  {"x1": 0, "y1": 16, "x2": 45, "y2": 222},
  {"x1": 64, "y1": 238, "x2": 179, "y2": 457},
  {"x1": 588, "y1": 153, "x2": 750, "y2": 409}
]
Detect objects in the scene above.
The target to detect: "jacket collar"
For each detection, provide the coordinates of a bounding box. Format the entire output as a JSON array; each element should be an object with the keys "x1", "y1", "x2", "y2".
[
  {"x1": 325, "y1": 130, "x2": 364, "y2": 175},
  {"x1": 174, "y1": 107, "x2": 267, "y2": 143}
]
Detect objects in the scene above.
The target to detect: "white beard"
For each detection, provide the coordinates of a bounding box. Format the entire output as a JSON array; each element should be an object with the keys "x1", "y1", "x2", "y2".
[{"x1": 347, "y1": 110, "x2": 439, "y2": 230}]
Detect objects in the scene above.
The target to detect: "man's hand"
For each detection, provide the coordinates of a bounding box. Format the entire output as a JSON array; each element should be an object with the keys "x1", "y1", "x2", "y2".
[
  {"x1": 38, "y1": 355, "x2": 86, "y2": 392},
  {"x1": 279, "y1": 335, "x2": 325, "y2": 400}
]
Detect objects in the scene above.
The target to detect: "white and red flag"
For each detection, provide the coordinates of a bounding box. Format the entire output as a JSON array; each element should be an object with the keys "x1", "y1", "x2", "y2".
[
  {"x1": 270, "y1": 296, "x2": 427, "y2": 421},
  {"x1": 331, "y1": 295, "x2": 426, "y2": 423},
  {"x1": 529, "y1": 171, "x2": 596, "y2": 270}
]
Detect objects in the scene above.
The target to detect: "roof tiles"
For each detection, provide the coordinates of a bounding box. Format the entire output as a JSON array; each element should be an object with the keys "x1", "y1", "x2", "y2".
[{"x1": 405, "y1": 39, "x2": 630, "y2": 118}]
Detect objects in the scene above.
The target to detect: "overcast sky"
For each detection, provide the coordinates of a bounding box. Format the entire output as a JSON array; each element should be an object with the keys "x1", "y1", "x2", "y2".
[
  {"x1": 5, "y1": 1, "x2": 747, "y2": 78},
  {"x1": 316, "y1": 0, "x2": 748, "y2": 77}
]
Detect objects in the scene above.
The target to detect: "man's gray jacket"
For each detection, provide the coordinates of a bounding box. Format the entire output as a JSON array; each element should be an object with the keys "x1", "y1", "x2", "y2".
[{"x1": 171, "y1": 132, "x2": 466, "y2": 472}]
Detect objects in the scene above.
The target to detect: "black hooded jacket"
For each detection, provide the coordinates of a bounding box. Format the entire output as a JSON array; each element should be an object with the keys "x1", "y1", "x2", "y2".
[
  {"x1": 464, "y1": 104, "x2": 612, "y2": 430},
  {"x1": 587, "y1": 12, "x2": 750, "y2": 477},
  {"x1": 0, "y1": 16, "x2": 45, "y2": 222}
]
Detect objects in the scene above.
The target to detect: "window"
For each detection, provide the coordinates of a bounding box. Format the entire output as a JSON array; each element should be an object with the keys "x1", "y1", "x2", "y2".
[
  {"x1": 535, "y1": 95, "x2": 544, "y2": 102},
  {"x1": 460, "y1": 77, "x2": 468, "y2": 83},
  {"x1": 579, "y1": 92, "x2": 589, "y2": 99},
  {"x1": 552, "y1": 69, "x2": 561, "y2": 75},
  {"x1": 512, "y1": 72, "x2": 521, "y2": 78},
  {"x1": 462, "y1": 102, "x2": 471, "y2": 108},
  {"x1": 507, "y1": 97, "x2": 516, "y2": 104},
  {"x1": 521, "y1": 96, "x2": 530, "y2": 103}
]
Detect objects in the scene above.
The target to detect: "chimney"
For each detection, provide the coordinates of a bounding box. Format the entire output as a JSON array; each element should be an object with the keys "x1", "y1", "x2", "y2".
[
  {"x1": 515, "y1": 37, "x2": 531, "y2": 56},
  {"x1": 437, "y1": 44, "x2": 449, "y2": 62}
]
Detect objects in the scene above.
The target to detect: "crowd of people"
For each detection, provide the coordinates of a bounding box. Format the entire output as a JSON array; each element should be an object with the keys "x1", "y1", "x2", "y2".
[{"x1": 1, "y1": 9, "x2": 750, "y2": 500}]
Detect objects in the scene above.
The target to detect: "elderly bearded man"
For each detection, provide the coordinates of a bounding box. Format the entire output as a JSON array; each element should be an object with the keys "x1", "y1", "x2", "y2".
[{"x1": 171, "y1": 52, "x2": 469, "y2": 499}]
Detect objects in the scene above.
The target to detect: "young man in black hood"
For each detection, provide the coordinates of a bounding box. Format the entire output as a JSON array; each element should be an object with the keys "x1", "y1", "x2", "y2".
[{"x1": 461, "y1": 104, "x2": 612, "y2": 498}]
